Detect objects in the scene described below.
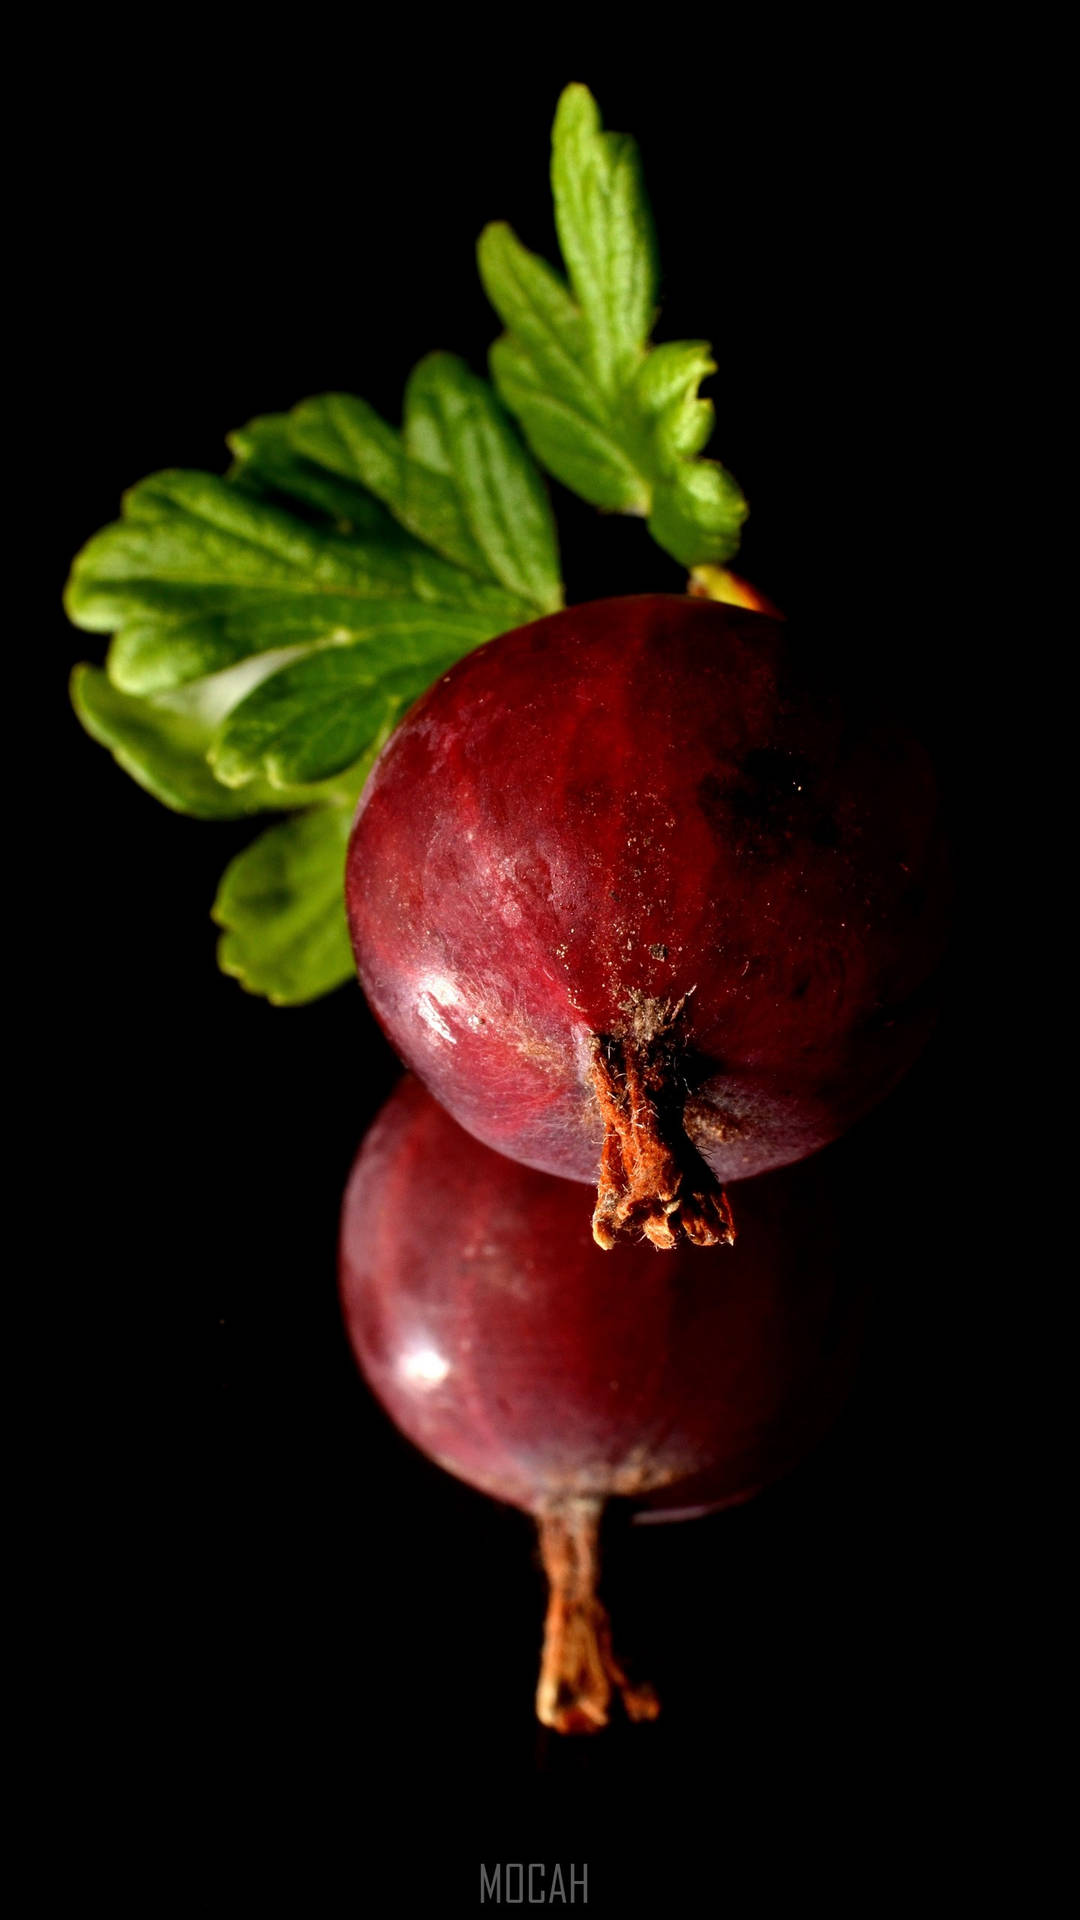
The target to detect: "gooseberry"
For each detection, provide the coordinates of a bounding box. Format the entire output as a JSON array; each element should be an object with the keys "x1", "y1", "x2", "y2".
[
  {"x1": 339, "y1": 1076, "x2": 865, "y2": 1730},
  {"x1": 346, "y1": 595, "x2": 947, "y2": 1249}
]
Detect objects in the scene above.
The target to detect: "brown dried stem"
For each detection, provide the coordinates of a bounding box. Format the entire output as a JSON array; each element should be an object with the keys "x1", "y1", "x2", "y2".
[
  {"x1": 588, "y1": 998, "x2": 736, "y2": 1252},
  {"x1": 535, "y1": 1497, "x2": 659, "y2": 1734}
]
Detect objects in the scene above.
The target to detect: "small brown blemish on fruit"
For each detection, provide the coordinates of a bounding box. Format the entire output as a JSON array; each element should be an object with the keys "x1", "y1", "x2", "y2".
[
  {"x1": 514, "y1": 1030, "x2": 567, "y2": 1072},
  {"x1": 684, "y1": 1098, "x2": 746, "y2": 1146},
  {"x1": 649, "y1": 943, "x2": 668, "y2": 961}
]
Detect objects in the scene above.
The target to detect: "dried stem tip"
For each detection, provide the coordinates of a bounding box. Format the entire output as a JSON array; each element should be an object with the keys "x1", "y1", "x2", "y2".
[
  {"x1": 588, "y1": 996, "x2": 736, "y2": 1252},
  {"x1": 535, "y1": 1497, "x2": 659, "y2": 1734}
]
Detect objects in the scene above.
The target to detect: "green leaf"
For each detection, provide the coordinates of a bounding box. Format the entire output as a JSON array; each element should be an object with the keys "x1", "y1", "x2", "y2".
[
  {"x1": 210, "y1": 625, "x2": 463, "y2": 789},
  {"x1": 213, "y1": 804, "x2": 356, "y2": 1006},
  {"x1": 289, "y1": 355, "x2": 562, "y2": 613},
  {"x1": 632, "y1": 342, "x2": 717, "y2": 467},
  {"x1": 71, "y1": 664, "x2": 262, "y2": 820},
  {"x1": 289, "y1": 391, "x2": 487, "y2": 581},
  {"x1": 67, "y1": 340, "x2": 563, "y2": 1004},
  {"x1": 550, "y1": 82, "x2": 659, "y2": 396},
  {"x1": 404, "y1": 355, "x2": 563, "y2": 613},
  {"x1": 66, "y1": 468, "x2": 525, "y2": 697},
  {"x1": 489, "y1": 328, "x2": 647, "y2": 512},
  {"x1": 473, "y1": 222, "x2": 602, "y2": 422},
  {"x1": 478, "y1": 85, "x2": 748, "y2": 569},
  {"x1": 70, "y1": 660, "x2": 360, "y2": 820},
  {"x1": 227, "y1": 412, "x2": 398, "y2": 537}
]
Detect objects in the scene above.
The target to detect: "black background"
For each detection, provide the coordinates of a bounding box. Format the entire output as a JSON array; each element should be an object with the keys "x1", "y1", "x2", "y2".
[{"x1": 47, "y1": 45, "x2": 1000, "y2": 1911}]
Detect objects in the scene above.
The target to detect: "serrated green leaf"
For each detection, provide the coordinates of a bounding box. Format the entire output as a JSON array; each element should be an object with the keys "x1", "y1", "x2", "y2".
[
  {"x1": 67, "y1": 330, "x2": 564, "y2": 1004},
  {"x1": 289, "y1": 391, "x2": 491, "y2": 583},
  {"x1": 71, "y1": 664, "x2": 260, "y2": 819},
  {"x1": 210, "y1": 626, "x2": 462, "y2": 789},
  {"x1": 477, "y1": 222, "x2": 602, "y2": 422},
  {"x1": 478, "y1": 86, "x2": 748, "y2": 569},
  {"x1": 631, "y1": 342, "x2": 717, "y2": 467},
  {"x1": 488, "y1": 333, "x2": 648, "y2": 512},
  {"x1": 289, "y1": 359, "x2": 562, "y2": 614},
  {"x1": 213, "y1": 805, "x2": 356, "y2": 1006},
  {"x1": 648, "y1": 461, "x2": 749, "y2": 571},
  {"x1": 67, "y1": 468, "x2": 527, "y2": 697},
  {"x1": 227, "y1": 413, "x2": 398, "y2": 536},
  {"x1": 70, "y1": 661, "x2": 356, "y2": 820},
  {"x1": 404, "y1": 355, "x2": 563, "y2": 613},
  {"x1": 550, "y1": 82, "x2": 658, "y2": 396}
]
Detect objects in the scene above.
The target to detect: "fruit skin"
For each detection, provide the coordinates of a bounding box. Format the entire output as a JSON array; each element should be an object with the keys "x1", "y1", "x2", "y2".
[
  {"x1": 338, "y1": 1077, "x2": 865, "y2": 1520},
  {"x1": 346, "y1": 595, "x2": 948, "y2": 1201}
]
